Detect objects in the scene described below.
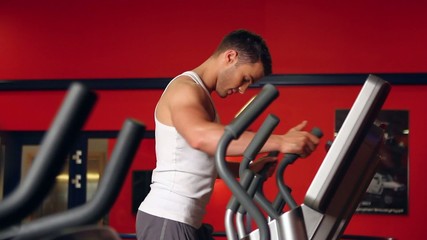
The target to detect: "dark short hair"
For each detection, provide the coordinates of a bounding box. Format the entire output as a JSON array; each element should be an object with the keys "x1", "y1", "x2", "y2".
[{"x1": 214, "y1": 29, "x2": 272, "y2": 76}]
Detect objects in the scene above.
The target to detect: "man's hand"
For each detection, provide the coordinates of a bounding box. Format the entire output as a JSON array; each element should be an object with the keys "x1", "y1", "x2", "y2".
[{"x1": 280, "y1": 121, "x2": 320, "y2": 158}]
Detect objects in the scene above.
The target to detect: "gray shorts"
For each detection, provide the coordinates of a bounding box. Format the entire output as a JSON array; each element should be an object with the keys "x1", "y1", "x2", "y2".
[{"x1": 136, "y1": 211, "x2": 212, "y2": 240}]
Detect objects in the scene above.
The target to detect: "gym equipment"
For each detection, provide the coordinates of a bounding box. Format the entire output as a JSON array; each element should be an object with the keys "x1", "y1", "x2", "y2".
[
  {"x1": 215, "y1": 83, "x2": 279, "y2": 240},
  {"x1": 0, "y1": 118, "x2": 145, "y2": 240},
  {"x1": 0, "y1": 82, "x2": 97, "y2": 229},
  {"x1": 231, "y1": 114, "x2": 281, "y2": 239},
  {"x1": 216, "y1": 75, "x2": 391, "y2": 240}
]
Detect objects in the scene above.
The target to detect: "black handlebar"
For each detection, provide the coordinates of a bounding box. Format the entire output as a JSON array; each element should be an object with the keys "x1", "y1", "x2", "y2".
[
  {"x1": 275, "y1": 127, "x2": 323, "y2": 210},
  {"x1": 216, "y1": 84, "x2": 279, "y2": 240},
  {"x1": 1, "y1": 119, "x2": 146, "y2": 240},
  {"x1": 226, "y1": 84, "x2": 279, "y2": 138},
  {"x1": 0, "y1": 82, "x2": 97, "y2": 229},
  {"x1": 239, "y1": 114, "x2": 280, "y2": 177}
]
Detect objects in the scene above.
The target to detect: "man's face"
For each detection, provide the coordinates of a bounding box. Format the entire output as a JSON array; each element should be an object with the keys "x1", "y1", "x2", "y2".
[{"x1": 217, "y1": 60, "x2": 264, "y2": 98}]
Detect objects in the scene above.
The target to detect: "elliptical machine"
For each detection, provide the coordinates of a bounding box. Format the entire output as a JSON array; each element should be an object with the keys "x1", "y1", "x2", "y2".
[{"x1": 215, "y1": 75, "x2": 391, "y2": 240}]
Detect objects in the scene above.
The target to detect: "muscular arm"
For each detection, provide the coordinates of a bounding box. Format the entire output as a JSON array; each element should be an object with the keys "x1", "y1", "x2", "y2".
[{"x1": 159, "y1": 77, "x2": 319, "y2": 157}]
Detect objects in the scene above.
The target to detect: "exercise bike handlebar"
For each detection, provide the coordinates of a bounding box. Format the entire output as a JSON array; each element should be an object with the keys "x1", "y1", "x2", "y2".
[
  {"x1": 0, "y1": 82, "x2": 97, "y2": 229},
  {"x1": 216, "y1": 84, "x2": 279, "y2": 240}
]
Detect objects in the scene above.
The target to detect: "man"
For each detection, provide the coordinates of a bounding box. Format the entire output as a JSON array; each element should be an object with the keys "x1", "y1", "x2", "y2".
[{"x1": 136, "y1": 29, "x2": 320, "y2": 240}]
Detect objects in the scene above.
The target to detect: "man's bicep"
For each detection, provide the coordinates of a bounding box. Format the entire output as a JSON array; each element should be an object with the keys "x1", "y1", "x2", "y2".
[
  {"x1": 172, "y1": 101, "x2": 213, "y2": 135},
  {"x1": 169, "y1": 87, "x2": 213, "y2": 136}
]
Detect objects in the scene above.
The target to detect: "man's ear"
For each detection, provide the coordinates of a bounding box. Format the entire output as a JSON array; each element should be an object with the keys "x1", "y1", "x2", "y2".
[{"x1": 224, "y1": 49, "x2": 238, "y2": 64}]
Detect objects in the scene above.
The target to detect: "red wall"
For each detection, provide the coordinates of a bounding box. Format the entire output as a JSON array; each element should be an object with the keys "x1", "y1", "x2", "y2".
[
  {"x1": 1, "y1": 1, "x2": 427, "y2": 239},
  {"x1": 1, "y1": 1, "x2": 426, "y2": 79}
]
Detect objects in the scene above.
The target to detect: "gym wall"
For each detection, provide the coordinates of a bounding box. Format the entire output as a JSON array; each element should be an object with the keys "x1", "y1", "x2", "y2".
[{"x1": 1, "y1": 1, "x2": 426, "y2": 239}]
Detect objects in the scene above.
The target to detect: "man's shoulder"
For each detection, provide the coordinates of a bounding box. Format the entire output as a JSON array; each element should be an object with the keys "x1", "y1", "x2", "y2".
[{"x1": 166, "y1": 76, "x2": 202, "y2": 95}]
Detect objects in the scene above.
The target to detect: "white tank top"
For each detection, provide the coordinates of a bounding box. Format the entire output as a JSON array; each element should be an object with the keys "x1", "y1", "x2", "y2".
[{"x1": 138, "y1": 71, "x2": 218, "y2": 228}]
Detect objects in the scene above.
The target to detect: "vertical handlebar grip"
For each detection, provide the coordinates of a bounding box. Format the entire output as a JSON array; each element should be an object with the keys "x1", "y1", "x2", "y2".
[
  {"x1": 239, "y1": 114, "x2": 280, "y2": 177},
  {"x1": 276, "y1": 127, "x2": 323, "y2": 210},
  {"x1": 226, "y1": 84, "x2": 279, "y2": 139},
  {"x1": 0, "y1": 82, "x2": 97, "y2": 229}
]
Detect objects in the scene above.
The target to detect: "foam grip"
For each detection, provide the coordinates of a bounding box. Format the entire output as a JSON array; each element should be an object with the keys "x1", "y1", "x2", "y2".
[{"x1": 226, "y1": 84, "x2": 279, "y2": 138}]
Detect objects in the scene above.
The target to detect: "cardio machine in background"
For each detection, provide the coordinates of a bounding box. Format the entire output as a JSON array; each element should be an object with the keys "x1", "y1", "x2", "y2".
[
  {"x1": 215, "y1": 75, "x2": 392, "y2": 240},
  {"x1": 0, "y1": 83, "x2": 146, "y2": 240}
]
